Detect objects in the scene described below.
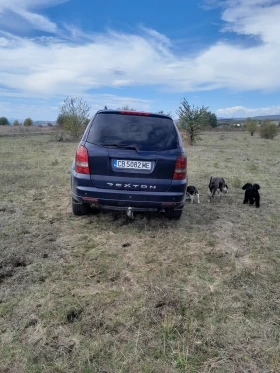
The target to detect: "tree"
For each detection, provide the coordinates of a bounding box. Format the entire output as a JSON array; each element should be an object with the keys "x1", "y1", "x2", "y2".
[
  {"x1": 0, "y1": 117, "x2": 9, "y2": 125},
  {"x1": 176, "y1": 98, "x2": 209, "y2": 145},
  {"x1": 207, "y1": 112, "x2": 218, "y2": 128},
  {"x1": 246, "y1": 117, "x2": 258, "y2": 136},
  {"x1": 56, "y1": 113, "x2": 72, "y2": 128},
  {"x1": 117, "y1": 105, "x2": 136, "y2": 111},
  {"x1": 24, "y1": 117, "x2": 33, "y2": 126},
  {"x1": 13, "y1": 120, "x2": 20, "y2": 126},
  {"x1": 260, "y1": 120, "x2": 278, "y2": 139},
  {"x1": 58, "y1": 97, "x2": 91, "y2": 140}
]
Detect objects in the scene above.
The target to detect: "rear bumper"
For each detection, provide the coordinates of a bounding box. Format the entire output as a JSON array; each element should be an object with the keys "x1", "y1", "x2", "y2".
[{"x1": 71, "y1": 172, "x2": 187, "y2": 210}]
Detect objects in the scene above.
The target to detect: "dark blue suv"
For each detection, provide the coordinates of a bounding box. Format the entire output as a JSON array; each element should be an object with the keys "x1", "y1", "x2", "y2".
[{"x1": 71, "y1": 110, "x2": 187, "y2": 219}]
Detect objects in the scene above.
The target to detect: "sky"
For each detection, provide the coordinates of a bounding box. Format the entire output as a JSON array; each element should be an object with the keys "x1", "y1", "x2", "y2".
[{"x1": 1, "y1": 0, "x2": 280, "y2": 121}]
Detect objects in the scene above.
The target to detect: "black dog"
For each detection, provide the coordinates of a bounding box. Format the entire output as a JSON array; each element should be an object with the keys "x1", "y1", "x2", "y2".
[
  {"x1": 242, "y1": 183, "x2": 260, "y2": 208},
  {"x1": 186, "y1": 185, "x2": 200, "y2": 204}
]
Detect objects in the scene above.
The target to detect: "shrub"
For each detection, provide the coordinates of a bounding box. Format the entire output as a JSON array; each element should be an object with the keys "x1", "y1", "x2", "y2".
[
  {"x1": 63, "y1": 115, "x2": 82, "y2": 140},
  {"x1": 57, "y1": 97, "x2": 91, "y2": 140},
  {"x1": 24, "y1": 117, "x2": 33, "y2": 127},
  {"x1": 13, "y1": 120, "x2": 20, "y2": 126},
  {"x1": 260, "y1": 121, "x2": 278, "y2": 140},
  {"x1": 245, "y1": 118, "x2": 258, "y2": 136}
]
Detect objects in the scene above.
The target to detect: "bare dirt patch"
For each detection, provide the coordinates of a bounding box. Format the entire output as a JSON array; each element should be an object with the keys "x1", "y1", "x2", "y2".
[{"x1": 0, "y1": 132, "x2": 279, "y2": 373}]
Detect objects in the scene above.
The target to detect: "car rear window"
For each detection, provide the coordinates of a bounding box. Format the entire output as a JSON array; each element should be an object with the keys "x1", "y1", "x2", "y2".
[{"x1": 86, "y1": 113, "x2": 178, "y2": 151}]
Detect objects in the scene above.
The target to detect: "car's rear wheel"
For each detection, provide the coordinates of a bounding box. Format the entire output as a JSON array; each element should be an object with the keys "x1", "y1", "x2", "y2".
[
  {"x1": 72, "y1": 198, "x2": 89, "y2": 216},
  {"x1": 165, "y1": 208, "x2": 183, "y2": 220}
]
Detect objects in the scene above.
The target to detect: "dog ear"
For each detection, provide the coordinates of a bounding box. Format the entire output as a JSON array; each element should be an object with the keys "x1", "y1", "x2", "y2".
[
  {"x1": 242, "y1": 183, "x2": 250, "y2": 190},
  {"x1": 253, "y1": 184, "x2": 260, "y2": 190}
]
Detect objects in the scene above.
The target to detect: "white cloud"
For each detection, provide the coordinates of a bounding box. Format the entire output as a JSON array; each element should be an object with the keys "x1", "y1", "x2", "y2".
[
  {"x1": 0, "y1": 37, "x2": 9, "y2": 46},
  {"x1": 1, "y1": 0, "x2": 280, "y2": 119},
  {"x1": 0, "y1": 0, "x2": 67, "y2": 33},
  {"x1": 216, "y1": 104, "x2": 280, "y2": 118},
  {"x1": 15, "y1": 8, "x2": 57, "y2": 33},
  {"x1": 221, "y1": 0, "x2": 280, "y2": 43},
  {"x1": 1, "y1": 0, "x2": 280, "y2": 96}
]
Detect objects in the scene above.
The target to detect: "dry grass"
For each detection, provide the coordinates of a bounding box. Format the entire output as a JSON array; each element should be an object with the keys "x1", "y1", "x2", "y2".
[
  {"x1": 0, "y1": 126, "x2": 55, "y2": 136},
  {"x1": 0, "y1": 131, "x2": 279, "y2": 373}
]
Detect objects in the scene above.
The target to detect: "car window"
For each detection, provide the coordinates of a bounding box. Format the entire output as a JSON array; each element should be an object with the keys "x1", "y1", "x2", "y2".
[{"x1": 86, "y1": 113, "x2": 178, "y2": 151}]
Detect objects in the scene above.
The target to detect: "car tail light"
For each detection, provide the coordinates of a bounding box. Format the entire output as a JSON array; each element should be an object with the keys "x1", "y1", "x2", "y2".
[
  {"x1": 120, "y1": 111, "x2": 150, "y2": 116},
  {"x1": 83, "y1": 197, "x2": 98, "y2": 202},
  {"x1": 75, "y1": 145, "x2": 89, "y2": 174},
  {"x1": 162, "y1": 202, "x2": 177, "y2": 206},
  {"x1": 173, "y1": 154, "x2": 187, "y2": 180}
]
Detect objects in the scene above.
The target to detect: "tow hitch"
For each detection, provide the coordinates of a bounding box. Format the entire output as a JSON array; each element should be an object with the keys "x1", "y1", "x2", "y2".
[{"x1": 127, "y1": 207, "x2": 134, "y2": 219}]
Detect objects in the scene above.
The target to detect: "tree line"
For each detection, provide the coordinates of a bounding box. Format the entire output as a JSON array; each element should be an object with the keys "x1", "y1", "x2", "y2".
[
  {"x1": 54, "y1": 97, "x2": 219, "y2": 142},
  {"x1": 0, "y1": 117, "x2": 33, "y2": 126},
  {"x1": 1, "y1": 97, "x2": 278, "y2": 142}
]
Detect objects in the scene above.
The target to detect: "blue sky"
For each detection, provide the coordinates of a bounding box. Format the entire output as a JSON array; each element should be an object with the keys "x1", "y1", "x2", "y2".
[{"x1": 1, "y1": 0, "x2": 280, "y2": 121}]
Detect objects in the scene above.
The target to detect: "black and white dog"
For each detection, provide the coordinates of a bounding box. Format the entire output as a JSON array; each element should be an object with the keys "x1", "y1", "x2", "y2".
[
  {"x1": 186, "y1": 185, "x2": 200, "y2": 204},
  {"x1": 208, "y1": 177, "x2": 228, "y2": 202},
  {"x1": 242, "y1": 183, "x2": 260, "y2": 208}
]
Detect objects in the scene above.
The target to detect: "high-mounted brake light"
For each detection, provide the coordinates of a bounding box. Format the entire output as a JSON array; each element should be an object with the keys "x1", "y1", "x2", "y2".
[
  {"x1": 173, "y1": 154, "x2": 187, "y2": 180},
  {"x1": 75, "y1": 145, "x2": 89, "y2": 174},
  {"x1": 120, "y1": 111, "x2": 150, "y2": 116}
]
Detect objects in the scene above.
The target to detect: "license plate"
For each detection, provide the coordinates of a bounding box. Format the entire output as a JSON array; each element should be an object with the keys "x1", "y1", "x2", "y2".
[{"x1": 113, "y1": 160, "x2": 152, "y2": 170}]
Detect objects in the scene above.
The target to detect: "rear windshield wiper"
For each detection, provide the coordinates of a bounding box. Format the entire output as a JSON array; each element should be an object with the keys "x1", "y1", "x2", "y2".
[{"x1": 97, "y1": 143, "x2": 140, "y2": 153}]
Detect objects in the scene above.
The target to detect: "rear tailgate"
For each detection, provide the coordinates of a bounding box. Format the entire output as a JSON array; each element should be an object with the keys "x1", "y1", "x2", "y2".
[
  {"x1": 86, "y1": 144, "x2": 178, "y2": 192},
  {"x1": 85, "y1": 111, "x2": 181, "y2": 192}
]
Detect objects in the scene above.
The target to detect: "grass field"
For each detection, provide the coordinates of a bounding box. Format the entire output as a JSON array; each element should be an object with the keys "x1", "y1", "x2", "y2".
[
  {"x1": 0, "y1": 126, "x2": 55, "y2": 136},
  {"x1": 0, "y1": 131, "x2": 279, "y2": 373}
]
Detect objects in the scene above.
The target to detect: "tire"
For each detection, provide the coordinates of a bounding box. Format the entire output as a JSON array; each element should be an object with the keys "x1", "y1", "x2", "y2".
[
  {"x1": 165, "y1": 208, "x2": 183, "y2": 220},
  {"x1": 71, "y1": 198, "x2": 89, "y2": 216}
]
